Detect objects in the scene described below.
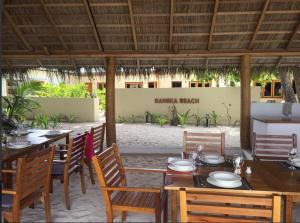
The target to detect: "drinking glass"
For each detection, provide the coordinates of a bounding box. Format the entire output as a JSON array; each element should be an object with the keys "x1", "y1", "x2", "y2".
[
  {"x1": 197, "y1": 145, "x2": 204, "y2": 159},
  {"x1": 288, "y1": 147, "x2": 297, "y2": 161},
  {"x1": 189, "y1": 152, "x2": 198, "y2": 167}
]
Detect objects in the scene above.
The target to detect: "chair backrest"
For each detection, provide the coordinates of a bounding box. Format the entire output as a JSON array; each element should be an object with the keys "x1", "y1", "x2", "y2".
[
  {"x1": 65, "y1": 133, "x2": 86, "y2": 174},
  {"x1": 183, "y1": 131, "x2": 225, "y2": 155},
  {"x1": 91, "y1": 123, "x2": 106, "y2": 154},
  {"x1": 16, "y1": 146, "x2": 54, "y2": 200},
  {"x1": 179, "y1": 189, "x2": 281, "y2": 223},
  {"x1": 92, "y1": 144, "x2": 126, "y2": 206},
  {"x1": 253, "y1": 132, "x2": 297, "y2": 161}
]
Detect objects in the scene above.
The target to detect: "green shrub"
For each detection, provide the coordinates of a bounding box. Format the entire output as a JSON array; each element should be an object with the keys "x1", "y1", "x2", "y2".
[
  {"x1": 32, "y1": 114, "x2": 50, "y2": 129},
  {"x1": 36, "y1": 83, "x2": 89, "y2": 98},
  {"x1": 177, "y1": 109, "x2": 190, "y2": 127},
  {"x1": 156, "y1": 115, "x2": 168, "y2": 127},
  {"x1": 95, "y1": 89, "x2": 106, "y2": 110},
  {"x1": 210, "y1": 110, "x2": 219, "y2": 127}
]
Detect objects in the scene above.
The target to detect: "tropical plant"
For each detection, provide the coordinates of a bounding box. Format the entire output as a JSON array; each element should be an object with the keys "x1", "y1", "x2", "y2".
[
  {"x1": 177, "y1": 109, "x2": 190, "y2": 127},
  {"x1": 95, "y1": 89, "x2": 106, "y2": 110},
  {"x1": 156, "y1": 115, "x2": 168, "y2": 127},
  {"x1": 32, "y1": 114, "x2": 50, "y2": 129},
  {"x1": 36, "y1": 83, "x2": 89, "y2": 98},
  {"x1": 222, "y1": 102, "x2": 232, "y2": 126},
  {"x1": 210, "y1": 110, "x2": 219, "y2": 127},
  {"x1": 204, "y1": 113, "x2": 210, "y2": 127},
  {"x1": 2, "y1": 81, "x2": 41, "y2": 123},
  {"x1": 192, "y1": 113, "x2": 203, "y2": 126},
  {"x1": 49, "y1": 114, "x2": 61, "y2": 129}
]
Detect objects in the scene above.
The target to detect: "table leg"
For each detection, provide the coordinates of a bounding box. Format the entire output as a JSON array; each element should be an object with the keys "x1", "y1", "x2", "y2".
[
  {"x1": 285, "y1": 195, "x2": 293, "y2": 223},
  {"x1": 171, "y1": 190, "x2": 177, "y2": 222}
]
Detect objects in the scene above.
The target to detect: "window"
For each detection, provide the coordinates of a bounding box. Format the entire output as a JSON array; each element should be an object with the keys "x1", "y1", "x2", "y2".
[
  {"x1": 190, "y1": 81, "x2": 211, "y2": 88},
  {"x1": 125, "y1": 82, "x2": 143, "y2": 88},
  {"x1": 148, "y1": 82, "x2": 157, "y2": 88},
  {"x1": 97, "y1": 82, "x2": 106, "y2": 90},
  {"x1": 190, "y1": 81, "x2": 202, "y2": 88},
  {"x1": 256, "y1": 80, "x2": 283, "y2": 98},
  {"x1": 85, "y1": 82, "x2": 92, "y2": 93},
  {"x1": 172, "y1": 81, "x2": 182, "y2": 88}
]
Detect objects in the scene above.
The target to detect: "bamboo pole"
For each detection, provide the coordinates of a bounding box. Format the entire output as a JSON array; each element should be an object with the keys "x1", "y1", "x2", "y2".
[
  {"x1": 240, "y1": 55, "x2": 251, "y2": 150},
  {"x1": 106, "y1": 57, "x2": 116, "y2": 147}
]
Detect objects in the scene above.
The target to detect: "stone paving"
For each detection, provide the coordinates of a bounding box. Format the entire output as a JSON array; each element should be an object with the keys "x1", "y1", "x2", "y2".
[{"x1": 8, "y1": 122, "x2": 300, "y2": 222}]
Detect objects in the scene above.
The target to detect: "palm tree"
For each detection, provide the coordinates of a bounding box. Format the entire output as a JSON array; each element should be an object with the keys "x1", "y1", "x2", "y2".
[{"x1": 279, "y1": 69, "x2": 297, "y2": 103}]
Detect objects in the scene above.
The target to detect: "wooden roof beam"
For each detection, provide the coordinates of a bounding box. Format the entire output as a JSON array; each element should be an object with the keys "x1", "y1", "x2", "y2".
[
  {"x1": 83, "y1": 0, "x2": 103, "y2": 51},
  {"x1": 208, "y1": 0, "x2": 219, "y2": 50},
  {"x1": 3, "y1": 9, "x2": 33, "y2": 51},
  {"x1": 40, "y1": 0, "x2": 68, "y2": 51},
  {"x1": 276, "y1": 21, "x2": 300, "y2": 68},
  {"x1": 3, "y1": 50, "x2": 300, "y2": 58},
  {"x1": 128, "y1": 0, "x2": 139, "y2": 69},
  {"x1": 205, "y1": 57, "x2": 209, "y2": 69},
  {"x1": 248, "y1": 0, "x2": 270, "y2": 49},
  {"x1": 168, "y1": 0, "x2": 174, "y2": 70}
]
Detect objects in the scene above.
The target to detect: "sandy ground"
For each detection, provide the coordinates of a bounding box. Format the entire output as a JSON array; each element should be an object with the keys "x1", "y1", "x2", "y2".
[{"x1": 5, "y1": 122, "x2": 300, "y2": 222}]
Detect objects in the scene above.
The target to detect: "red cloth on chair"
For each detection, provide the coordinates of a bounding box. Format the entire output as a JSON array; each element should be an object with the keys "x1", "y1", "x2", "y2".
[{"x1": 85, "y1": 133, "x2": 94, "y2": 160}]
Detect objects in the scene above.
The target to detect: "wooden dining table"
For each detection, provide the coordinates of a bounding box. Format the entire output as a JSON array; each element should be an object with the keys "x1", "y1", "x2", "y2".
[
  {"x1": 164, "y1": 160, "x2": 300, "y2": 222},
  {"x1": 1, "y1": 129, "x2": 72, "y2": 186}
]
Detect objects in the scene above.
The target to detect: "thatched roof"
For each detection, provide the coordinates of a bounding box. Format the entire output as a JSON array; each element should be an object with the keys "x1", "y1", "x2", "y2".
[{"x1": 1, "y1": 0, "x2": 300, "y2": 75}]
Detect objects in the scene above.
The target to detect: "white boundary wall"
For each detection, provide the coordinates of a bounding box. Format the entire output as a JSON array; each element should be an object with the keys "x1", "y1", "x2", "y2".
[
  {"x1": 116, "y1": 87, "x2": 261, "y2": 124},
  {"x1": 26, "y1": 97, "x2": 100, "y2": 122}
]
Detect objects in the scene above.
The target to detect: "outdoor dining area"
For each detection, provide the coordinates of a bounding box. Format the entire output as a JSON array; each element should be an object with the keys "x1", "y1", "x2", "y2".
[{"x1": 1, "y1": 0, "x2": 300, "y2": 222}]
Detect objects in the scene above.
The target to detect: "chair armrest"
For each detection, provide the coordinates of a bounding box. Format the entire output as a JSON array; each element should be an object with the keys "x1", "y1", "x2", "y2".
[
  {"x1": 124, "y1": 167, "x2": 166, "y2": 173},
  {"x1": 58, "y1": 143, "x2": 68, "y2": 147},
  {"x1": 2, "y1": 189, "x2": 16, "y2": 195},
  {"x1": 55, "y1": 149, "x2": 68, "y2": 153},
  {"x1": 105, "y1": 186, "x2": 161, "y2": 193},
  {"x1": 1, "y1": 169, "x2": 16, "y2": 174}
]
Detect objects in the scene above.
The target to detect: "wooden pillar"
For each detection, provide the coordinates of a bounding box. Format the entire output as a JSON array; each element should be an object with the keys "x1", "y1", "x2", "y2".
[
  {"x1": 240, "y1": 55, "x2": 251, "y2": 150},
  {"x1": 106, "y1": 56, "x2": 116, "y2": 147}
]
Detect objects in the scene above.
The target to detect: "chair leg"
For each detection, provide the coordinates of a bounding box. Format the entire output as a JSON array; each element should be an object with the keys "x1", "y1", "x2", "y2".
[
  {"x1": 155, "y1": 208, "x2": 161, "y2": 223},
  {"x1": 43, "y1": 191, "x2": 52, "y2": 222},
  {"x1": 163, "y1": 196, "x2": 168, "y2": 223},
  {"x1": 64, "y1": 176, "x2": 71, "y2": 210},
  {"x1": 79, "y1": 166, "x2": 86, "y2": 194},
  {"x1": 86, "y1": 160, "x2": 95, "y2": 184},
  {"x1": 121, "y1": 211, "x2": 127, "y2": 222},
  {"x1": 285, "y1": 195, "x2": 293, "y2": 223},
  {"x1": 106, "y1": 209, "x2": 113, "y2": 222}
]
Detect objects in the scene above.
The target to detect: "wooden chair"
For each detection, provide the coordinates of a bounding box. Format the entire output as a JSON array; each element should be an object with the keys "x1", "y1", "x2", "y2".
[
  {"x1": 1, "y1": 146, "x2": 54, "y2": 223},
  {"x1": 51, "y1": 133, "x2": 86, "y2": 210},
  {"x1": 182, "y1": 131, "x2": 225, "y2": 158},
  {"x1": 85, "y1": 123, "x2": 106, "y2": 184},
  {"x1": 253, "y1": 132, "x2": 297, "y2": 161},
  {"x1": 179, "y1": 188, "x2": 281, "y2": 223},
  {"x1": 92, "y1": 143, "x2": 168, "y2": 222}
]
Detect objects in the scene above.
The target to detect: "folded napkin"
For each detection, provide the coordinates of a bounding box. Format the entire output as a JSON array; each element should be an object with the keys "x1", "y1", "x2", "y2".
[{"x1": 85, "y1": 133, "x2": 94, "y2": 160}]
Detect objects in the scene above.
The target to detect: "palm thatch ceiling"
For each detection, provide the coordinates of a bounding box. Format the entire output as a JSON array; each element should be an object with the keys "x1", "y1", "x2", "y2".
[{"x1": 1, "y1": 0, "x2": 300, "y2": 74}]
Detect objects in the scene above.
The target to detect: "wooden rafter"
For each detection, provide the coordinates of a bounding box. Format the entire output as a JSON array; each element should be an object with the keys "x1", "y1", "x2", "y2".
[
  {"x1": 127, "y1": 0, "x2": 140, "y2": 69},
  {"x1": 3, "y1": 9, "x2": 32, "y2": 51},
  {"x1": 168, "y1": 0, "x2": 174, "y2": 70},
  {"x1": 248, "y1": 0, "x2": 270, "y2": 49},
  {"x1": 83, "y1": 0, "x2": 103, "y2": 51},
  {"x1": 37, "y1": 59, "x2": 43, "y2": 67},
  {"x1": 3, "y1": 50, "x2": 300, "y2": 59},
  {"x1": 208, "y1": 0, "x2": 219, "y2": 50},
  {"x1": 205, "y1": 57, "x2": 209, "y2": 69},
  {"x1": 40, "y1": 0, "x2": 68, "y2": 51},
  {"x1": 276, "y1": 21, "x2": 300, "y2": 68}
]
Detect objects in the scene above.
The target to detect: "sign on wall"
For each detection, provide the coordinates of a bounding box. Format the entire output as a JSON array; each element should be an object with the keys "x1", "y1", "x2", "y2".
[{"x1": 154, "y1": 98, "x2": 199, "y2": 104}]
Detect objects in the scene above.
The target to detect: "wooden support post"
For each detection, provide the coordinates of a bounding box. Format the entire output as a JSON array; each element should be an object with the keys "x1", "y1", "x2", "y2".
[
  {"x1": 240, "y1": 55, "x2": 251, "y2": 150},
  {"x1": 106, "y1": 57, "x2": 116, "y2": 147}
]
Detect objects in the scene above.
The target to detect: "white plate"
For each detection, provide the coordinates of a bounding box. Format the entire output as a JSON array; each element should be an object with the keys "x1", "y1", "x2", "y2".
[
  {"x1": 8, "y1": 141, "x2": 31, "y2": 149},
  {"x1": 202, "y1": 155, "x2": 225, "y2": 164},
  {"x1": 168, "y1": 164, "x2": 196, "y2": 172},
  {"x1": 207, "y1": 177, "x2": 242, "y2": 188},
  {"x1": 209, "y1": 171, "x2": 241, "y2": 183},
  {"x1": 170, "y1": 159, "x2": 193, "y2": 166}
]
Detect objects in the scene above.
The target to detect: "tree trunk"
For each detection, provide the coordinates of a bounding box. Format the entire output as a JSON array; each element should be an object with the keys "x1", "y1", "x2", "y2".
[
  {"x1": 279, "y1": 70, "x2": 297, "y2": 103},
  {"x1": 293, "y1": 70, "x2": 300, "y2": 102}
]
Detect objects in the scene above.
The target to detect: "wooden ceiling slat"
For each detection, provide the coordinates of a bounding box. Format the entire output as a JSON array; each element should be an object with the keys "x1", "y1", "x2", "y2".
[
  {"x1": 83, "y1": 0, "x2": 103, "y2": 51},
  {"x1": 3, "y1": 9, "x2": 32, "y2": 51},
  {"x1": 208, "y1": 0, "x2": 219, "y2": 50},
  {"x1": 248, "y1": 0, "x2": 271, "y2": 49},
  {"x1": 128, "y1": 0, "x2": 140, "y2": 69}
]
